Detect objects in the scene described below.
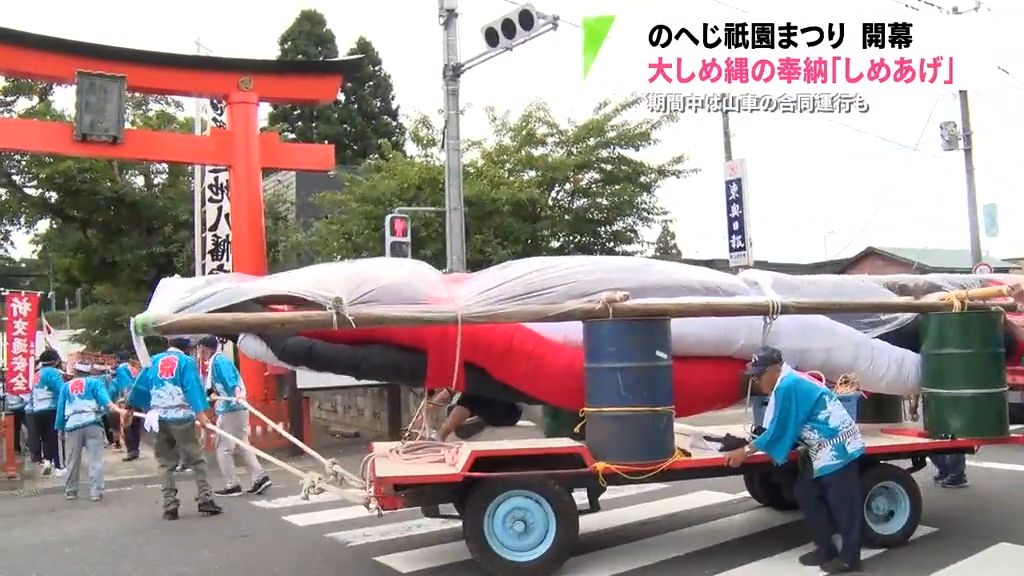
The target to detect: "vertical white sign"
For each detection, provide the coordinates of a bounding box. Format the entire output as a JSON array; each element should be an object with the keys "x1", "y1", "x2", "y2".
[
  {"x1": 202, "y1": 99, "x2": 233, "y2": 275},
  {"x1": 724, "y1": 159, "x2": 753, "y2": 269}
]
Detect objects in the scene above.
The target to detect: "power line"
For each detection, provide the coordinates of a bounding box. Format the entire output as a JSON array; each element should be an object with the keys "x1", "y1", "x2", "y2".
[
  {"x1": 833, "y1": 95, "x2": 943, "y2": 256},
  {"x1": 708, "y1": 0, "x2": 751, "y2": 13}
]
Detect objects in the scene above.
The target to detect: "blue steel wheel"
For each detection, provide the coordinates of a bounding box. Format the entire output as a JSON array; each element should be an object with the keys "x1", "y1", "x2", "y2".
[
  {"x1": 859, "y1": 463, "x2": 922, "y2": 549},
  {"x1": 463, "y1": 478, "x2": 579, "y2": 576}
]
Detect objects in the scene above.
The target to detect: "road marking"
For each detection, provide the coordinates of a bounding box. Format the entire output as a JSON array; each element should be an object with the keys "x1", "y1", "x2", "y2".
[
  {"x1": 560, "y1": 507, "x2": 798, "y2": 575},
  {"x1": 325, "y1": 483, "x2": 669, "y2": 546},
  {"x1": 251, "y1": 492, "x2": 348, "y2": 510},
  {"x1": 105, "y1": 483, "x2": 161, "y2": 494},
  {"x1": 930, "y1": 543, "x2": 1024, "y2": 575},
  {"x1": 516, "y1": 420, "x2": 536, "y2": 427},
  {"x1": 373, "y1": 489, "x2": 747, "y2": 573},
  {"x1": 283, "y1": 503, "x2": 377, "y2": 526},
  {"x1": 967, "y1": 460, "x2": 1024, "y2": 472},
  {"x1": 714, "y1": 525, "x2": 937, "y2": 576}
]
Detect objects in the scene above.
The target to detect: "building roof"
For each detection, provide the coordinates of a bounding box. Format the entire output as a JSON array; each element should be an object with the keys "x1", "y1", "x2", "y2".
[
  {"x1": 848, "y1": 247, "x2": 1019, "y2": 272},
  {"x1": 680, "y1": 257, "x2": 853, "y2": 275}
]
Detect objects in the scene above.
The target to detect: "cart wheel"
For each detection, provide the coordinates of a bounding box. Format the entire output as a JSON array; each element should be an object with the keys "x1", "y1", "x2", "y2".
[
  {"x1": 743, "y1": 471, "x2": 798, "y2": 511},
  {"x1": 463, "y1": 478, "x2": 579, "y2": 575},
  {"x1": 860, "y1": 463, "x2": 922, "y2": 549}
]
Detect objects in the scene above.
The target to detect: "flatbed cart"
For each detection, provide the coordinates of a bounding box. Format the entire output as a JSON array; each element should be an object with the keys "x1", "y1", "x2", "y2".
[{"x1": 365, "y1": 424, "x2": 1024, "y2": 575}]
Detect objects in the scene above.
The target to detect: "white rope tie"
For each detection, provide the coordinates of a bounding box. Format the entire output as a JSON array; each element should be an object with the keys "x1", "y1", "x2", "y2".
[{"x1": 327, "y1": 297, "x2": 357, "y2": 330}]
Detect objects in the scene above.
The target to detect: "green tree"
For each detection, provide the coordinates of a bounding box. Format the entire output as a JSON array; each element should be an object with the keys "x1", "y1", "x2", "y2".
[
  {"x1": 268, "y1": 10, "x2": 406, "y2": 165},
  {"x1": 307, "y1": 96, "x2": 697, "y2": 270},
  {"x1": 652, "y1": 219, "x2": 683, "y2": 260}
]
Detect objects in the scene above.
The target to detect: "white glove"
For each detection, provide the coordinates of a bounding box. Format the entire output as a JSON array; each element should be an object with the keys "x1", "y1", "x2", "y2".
[{"x1": 143, "y1": 410, "x2": 161, "y2": 433}]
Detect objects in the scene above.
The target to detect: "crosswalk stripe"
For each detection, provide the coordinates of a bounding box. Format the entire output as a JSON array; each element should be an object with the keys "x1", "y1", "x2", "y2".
[
  {"x1": 967, "y1": 460, "x2": 1024, "y2": 472},
  {"x1": 324, "y1": 483, "x2": 669, "y2": 546},
  {"x1": 251, "y1": 492, "x2": 348, "y2": 510},
  {"x1": 714, "y1": 525, "x2": 937, "y2": 576},
  {"x1": 560, "y1": 507, "x2": 798, "y2": 575},
  {"x1": 283, "y1": 503, "x2": 376, "y2": 526},
  {"x1": 373, "y1": 489, "x2": 747, "y2": 573},
  {"x1": 930, "y1": 543, "x2": 1024, "y2": 575},
  {"x1": 282, "y1": 483, "x2": 668, "y2": 528}
]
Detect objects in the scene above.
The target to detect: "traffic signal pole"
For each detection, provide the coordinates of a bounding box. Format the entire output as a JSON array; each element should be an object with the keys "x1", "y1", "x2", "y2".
[
  {"x1": 438, "y1": 0, "x2": 559, "y2": 273},
  {"x1": 441, "y1": 5, "x2": 466, "y2": 273}
]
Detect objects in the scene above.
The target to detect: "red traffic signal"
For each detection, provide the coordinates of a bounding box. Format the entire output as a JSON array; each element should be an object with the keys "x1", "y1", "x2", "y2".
[
  {"x1": 387, "y1": 214, "x2": 410, "y2": 239},
  {"x1": 385, "y1": 213, "x2": 412, "y2": 258}
]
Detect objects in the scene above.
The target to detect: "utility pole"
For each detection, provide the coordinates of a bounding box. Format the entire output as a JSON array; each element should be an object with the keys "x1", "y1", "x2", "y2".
[
  {"x1": 721, "y1": 93, "x2": 733, "y2": 162},
  {"x1": 959, "y1": 89, "x2": 982, "y2": 267},
  {"x1": 437, "y1": 0, "x2": 559, "y2": 273},
  {"x1": 440, "y1": 1, "x2": 467, "y2": 273}
]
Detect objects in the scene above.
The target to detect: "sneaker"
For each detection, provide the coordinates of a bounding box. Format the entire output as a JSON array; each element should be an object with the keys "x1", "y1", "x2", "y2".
[
  {"x1": 65, "y1": 492, "x2": 78, "y2": 500},
  {"x1": 122, "y1": 453, "x2": 139, "y2": 462},
  {"x1": 214, "y1": 485, "x2": 243, "y2": 497},
  {"x1": 820, "y1": 558, "x2": 862, "y2": 574},
  {"x1": 453, "y1": 416, "x2": 487, "y2": 440},
  {"x1": 175, "y1": 465, "x2": 193, "y2": 474},
  {"x1": 163, "y1": 507, "x2": 179, "y2": 521},
  {"x1": 90, "y1": 494, "x2": 102, "y2": 502},
  {"x1": 799, "y1": 548, "x2": 837, "y2": 567},
  {"x1": 41, "y1": 461, "x2": 52, "y2": 476},
  {"x1": 53, "y1": 468, "x2": 67, "y2": 478},
  {"x1": 246, "y1": 475, "x2": 273, "y2": 496},
  {"x1": 941, "y1": 476, "x2": 969, "y2": 488},
  {"x1": 197, "y1": 499, "x2": 223, "y2": 516}
]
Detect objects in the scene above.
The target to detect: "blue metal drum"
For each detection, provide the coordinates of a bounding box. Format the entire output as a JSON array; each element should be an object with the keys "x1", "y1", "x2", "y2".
[{"x1": 582, "y1": 317, "x2": 676, "y2": 464}]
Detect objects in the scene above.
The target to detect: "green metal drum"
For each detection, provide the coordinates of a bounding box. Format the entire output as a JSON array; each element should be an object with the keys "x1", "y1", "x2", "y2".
[
  {"x1": 920, "y1": 310, "x2": 1010, "y2": 439},
  {"x1": 857, "y1": 393, "x2": 906, "y2": 424}
]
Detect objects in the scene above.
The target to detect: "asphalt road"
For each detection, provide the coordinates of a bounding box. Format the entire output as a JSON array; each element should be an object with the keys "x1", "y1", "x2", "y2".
[{"x1": 1, "y1": 423, "x2": 1022, "y2": 576}]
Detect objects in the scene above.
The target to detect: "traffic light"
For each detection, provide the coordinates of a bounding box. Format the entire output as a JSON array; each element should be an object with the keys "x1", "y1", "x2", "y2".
[
  {"x1": 481, "y1": 3, "x2": 541, "y2": 50},
  {"x1": 385, "y1": 213, "x2": 412, "y2": 258},
  {"x1": 939, "y1": 121, "x2": 961, "y2": 151}
]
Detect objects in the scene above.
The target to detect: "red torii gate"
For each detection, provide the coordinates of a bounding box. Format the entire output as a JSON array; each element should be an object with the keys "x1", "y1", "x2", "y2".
[{"x1": 0, "y1": 27, "x2": 359, "y2": 449}]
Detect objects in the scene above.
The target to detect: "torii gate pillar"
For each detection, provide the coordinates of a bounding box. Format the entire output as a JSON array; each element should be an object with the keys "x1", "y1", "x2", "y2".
[{"x1": 227, "y1": 92, "x2": 267, "y2": 277}]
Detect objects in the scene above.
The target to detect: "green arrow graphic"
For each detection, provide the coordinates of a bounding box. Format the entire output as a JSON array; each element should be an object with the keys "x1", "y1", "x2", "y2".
[{"x1": 582, "y1": 15, "x2": 615, "y2": 80}]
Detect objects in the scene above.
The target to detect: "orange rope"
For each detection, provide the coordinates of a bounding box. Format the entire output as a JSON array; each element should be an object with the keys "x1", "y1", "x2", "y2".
[{"x1": 592, "y1": 448, "x2": 688, "y2": 487}]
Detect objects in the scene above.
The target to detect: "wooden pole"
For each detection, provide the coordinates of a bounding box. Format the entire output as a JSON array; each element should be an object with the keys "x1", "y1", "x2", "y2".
[{"x1": 133, "y1": 293, "x2": 1020, "y2": 337}]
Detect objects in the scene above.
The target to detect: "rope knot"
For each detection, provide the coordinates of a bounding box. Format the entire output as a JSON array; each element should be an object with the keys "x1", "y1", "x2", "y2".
[{"x1": 327, "y1": 297, "x2": 357, "y2": 329}]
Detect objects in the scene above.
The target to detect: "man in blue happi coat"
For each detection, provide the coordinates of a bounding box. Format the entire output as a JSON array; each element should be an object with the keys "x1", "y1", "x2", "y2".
[
  {"x1": 724, "y1": 346, "x2": 866, "y2": 574},
  {"x1": 56, "y1": 363, "x2": 126, "y2": 501},
  {"x1": 198, "y1": 336, "x2": 272, "y2": 497},
  {"x1": 128, "y1": 337, "x2": 222, "y2": 520},
  {"x1": 33, "y1": 349, "x2": 67, "y2": 476}
]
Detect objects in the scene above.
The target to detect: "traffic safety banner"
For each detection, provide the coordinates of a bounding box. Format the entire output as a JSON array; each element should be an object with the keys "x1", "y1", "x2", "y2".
[{"x1": 4, "y1": 292, "x2": 39, "y2": 395}]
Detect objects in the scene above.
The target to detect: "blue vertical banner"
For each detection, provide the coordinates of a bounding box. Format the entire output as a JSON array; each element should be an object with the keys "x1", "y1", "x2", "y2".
[{"x1": 724, "y1": 159, "x2": 753, "y2": 268}]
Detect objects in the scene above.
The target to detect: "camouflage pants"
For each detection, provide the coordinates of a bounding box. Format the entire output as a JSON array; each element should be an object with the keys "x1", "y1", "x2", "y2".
[{"x1": 154, "y1": 420, "x2": 213, "y2": 510}]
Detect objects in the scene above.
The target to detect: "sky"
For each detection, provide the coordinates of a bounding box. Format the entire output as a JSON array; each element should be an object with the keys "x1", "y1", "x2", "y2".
[{"x1": 2, "y1": 0, "x2": 1022, "y2": 265}]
